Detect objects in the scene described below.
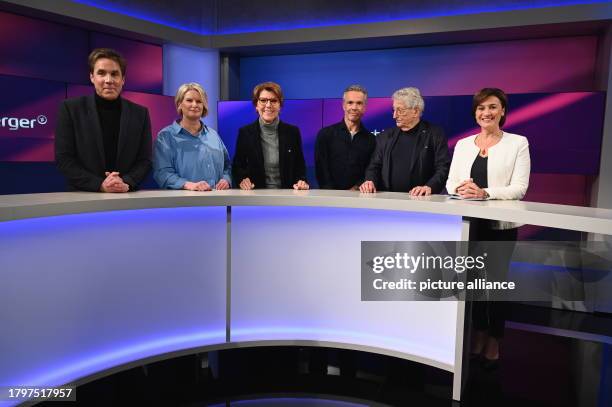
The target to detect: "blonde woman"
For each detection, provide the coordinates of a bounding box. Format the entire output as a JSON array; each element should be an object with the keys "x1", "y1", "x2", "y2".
[{"x1": 154, "y1": 83, "x2": 231, "y2": 191}]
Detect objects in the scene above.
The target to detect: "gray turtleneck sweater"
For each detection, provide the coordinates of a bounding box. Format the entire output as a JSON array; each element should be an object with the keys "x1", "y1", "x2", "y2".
[{"x1": 259, "y1": 117, "x2": 282, "y2": 188}]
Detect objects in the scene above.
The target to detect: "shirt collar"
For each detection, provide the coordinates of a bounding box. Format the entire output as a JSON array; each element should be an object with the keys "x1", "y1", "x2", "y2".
[
  {"x1": 339, "y1": 119, "x2": 363, "y2": 135},
  {"x1": 172, "y1": 119, "x2": 207, "y2": 137}
]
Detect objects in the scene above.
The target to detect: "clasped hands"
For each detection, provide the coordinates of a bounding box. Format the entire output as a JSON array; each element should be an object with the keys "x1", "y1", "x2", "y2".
[
  {"x1": 359, "y1": 181, "x2": 432, "y2": 196},
  {"x1": 100, "y1": 171, "x2": 129, "y2": 193},
  {"x1": 239, "y1": 177, "x2": 309, "y2": 190},
  {"x1": 183, "y1": 179, "x2": 230, "y2": 191},
  {"x1": 455, "y1": 178, "x2": 488, "y2": 199}
]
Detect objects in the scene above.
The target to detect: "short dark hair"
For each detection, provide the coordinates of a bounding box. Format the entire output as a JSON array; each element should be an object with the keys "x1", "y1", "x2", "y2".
[
  {"x1": 472, "y1": 88, "x2": 508, "y2": 127},
  {"x1": 88, "y1": 48, "x2": 127, "y2": 77},
  {"x1": 252, "y1": 81, "x2": 284, "y2": 107}
]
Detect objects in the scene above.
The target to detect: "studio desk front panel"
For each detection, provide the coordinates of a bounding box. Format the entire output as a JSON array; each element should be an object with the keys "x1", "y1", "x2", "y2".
[
  {"x1": 0, "y1": 207, "x2": 228, "y2": 392},
  {"x1": 230, "y1": 206, "x2": 463, "y2": 371},
  {"x1": 4, "y1": 189, "x2": 611, "y2": 404},
  {"x1": 0, "y1": 196, "x2": 464, "y2": 399}
]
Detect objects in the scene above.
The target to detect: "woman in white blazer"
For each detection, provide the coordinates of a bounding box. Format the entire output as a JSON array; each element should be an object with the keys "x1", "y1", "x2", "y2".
[{"x1": 446, "y1": 88, "x2": 530, "y2": 368}]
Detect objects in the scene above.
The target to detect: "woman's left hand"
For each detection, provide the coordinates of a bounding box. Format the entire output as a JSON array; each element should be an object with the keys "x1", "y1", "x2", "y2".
[
  {"x1": 456, "y1": 179, "x2": 488, "y2": 199},
  {"x1": 215, "y1": 179, "x2": 230, "y2": 190}
]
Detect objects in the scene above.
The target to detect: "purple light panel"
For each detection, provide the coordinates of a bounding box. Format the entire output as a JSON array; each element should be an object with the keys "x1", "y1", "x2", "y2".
[
  {"x1": 219, "y1": 92, "x2": 605, "y2": 176},
  {"x1": 0, "y1": 80, "x2": 175, "y2": 163},
  {"x1": 240, "y1": 37, "x2": 598, "y2": 100},
  {"x1": 0, "y1": 76, "x2": 66, "y2": 162},
  {"x1": 0, "y1": 11, "x2": 89, "y2": 84},
  {"x1": 217, "y1": 100, "x2": 322, "y2": 167},
  {"x1": 90, "y1": 32, "x2": 163, "y2": 94},
  {"x1": 67, "y1": 84, "x2": 176, "y2": 143}
]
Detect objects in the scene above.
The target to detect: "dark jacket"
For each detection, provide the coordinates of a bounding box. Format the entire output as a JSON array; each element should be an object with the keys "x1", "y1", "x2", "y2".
[
  {"x1": 364, "y1": 120, "x2": 450, "y2": 193},
  {"x1": 232, "y1": 119, "x2": 307, "y2": 189},
  {"x1": 54, "y1": 95, "x2": 152, "y2": 191},
  {"x1": 315, "y1": 120, "x2": 375, "y2": 189}
]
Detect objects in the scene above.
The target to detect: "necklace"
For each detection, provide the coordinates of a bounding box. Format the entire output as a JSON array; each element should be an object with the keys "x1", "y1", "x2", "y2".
[{"x1": 476, "y1": 131, "x2": 502, "y2": 157}]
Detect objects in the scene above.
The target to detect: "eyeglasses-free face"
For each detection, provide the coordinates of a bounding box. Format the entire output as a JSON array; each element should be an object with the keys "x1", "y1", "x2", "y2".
[{"x1": 90, "y1": 58, "x2": 125, "y2": 101}]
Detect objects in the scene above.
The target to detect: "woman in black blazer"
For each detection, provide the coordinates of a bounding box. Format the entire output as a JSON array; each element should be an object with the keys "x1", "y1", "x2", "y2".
[{"x1": 232, "y1": 81, "x2": 309, "y2": 190}]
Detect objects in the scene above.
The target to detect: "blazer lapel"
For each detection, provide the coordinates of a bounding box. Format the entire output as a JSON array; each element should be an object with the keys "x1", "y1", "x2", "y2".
[
  {"x1": 248, "y1": 120, "x2": 265, "y2": 169},
  {"x1": 86, "y1": 95, "x2": 106, "y2": 168},
  {"x1": 116, "y1": 98, "x2": 130, "y2": 164},
  {"x1": 277, "y1": 121, "x2": 287, "y2": 177},
  {"x1": 384, "y1": 128, "x2": 400, "y2": 187},
  {"x1": 407, "y1": 122, "x2": 426, "y2": 176}
]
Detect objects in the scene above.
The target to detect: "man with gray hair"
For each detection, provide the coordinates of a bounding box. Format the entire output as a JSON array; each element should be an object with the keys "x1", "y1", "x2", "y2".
[
  {"x1": 360, "y1": 87, "x2": 449, "y2": 195},
  {"x1": 315, "y1": 85, "x2": 375, "y2": 189}
]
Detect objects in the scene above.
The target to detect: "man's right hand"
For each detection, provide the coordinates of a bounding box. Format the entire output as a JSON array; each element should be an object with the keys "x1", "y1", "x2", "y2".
[
  {"x1": 100, "y1": 172, "x2": 129, "y2": 193},
  {"x1": 359, "y1": 180, "x2": 376, "y2": 193},
  {"x1": 239, "y1": 177, "x2": 255, "y2": 190}
]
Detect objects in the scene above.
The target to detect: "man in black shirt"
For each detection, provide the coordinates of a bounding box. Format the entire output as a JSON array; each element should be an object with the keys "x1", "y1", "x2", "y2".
[
  {"x1": 360, "y1": 87, "x2": 449, "y2": 195},
  {"x1": 315, "y1": 85, "x2": 375, "y2": 190},
  {"x1": 55, "y1": 48, "x2": 152, "y2": 192}
]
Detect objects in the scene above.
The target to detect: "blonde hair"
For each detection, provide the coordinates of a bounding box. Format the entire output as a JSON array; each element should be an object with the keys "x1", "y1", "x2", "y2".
[{"x1": 175, "y1": 82, "x2": 209, "y2": 118}]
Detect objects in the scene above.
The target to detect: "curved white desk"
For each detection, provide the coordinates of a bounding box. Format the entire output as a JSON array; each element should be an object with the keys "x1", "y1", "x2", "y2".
[
  {"x1": 1, "y1": 190, "x2": 611, "y2": 405},
  {"x1": 1, "y1": 190, "x2": 611, "y2": 233}
]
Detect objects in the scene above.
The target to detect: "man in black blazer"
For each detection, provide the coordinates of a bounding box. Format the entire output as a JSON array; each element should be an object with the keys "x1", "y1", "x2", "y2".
[
  {"x1": 232, "y1": 81, "x2": 308, "y2": 190},
  {"x1": 55, "y1": 48, "x2": 151, "y2": 192},
  {"x1": 360, "y1": 87, "x2": 450, "y2": 195}
]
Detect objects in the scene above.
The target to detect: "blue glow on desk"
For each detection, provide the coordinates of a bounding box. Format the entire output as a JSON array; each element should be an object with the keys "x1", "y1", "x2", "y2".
[
  {"x1": 0, "y1": 207, "x2": 227, "y2": 388},
  {"x1": 16, "y1": 329, "x2": 225, "y2": 387}
]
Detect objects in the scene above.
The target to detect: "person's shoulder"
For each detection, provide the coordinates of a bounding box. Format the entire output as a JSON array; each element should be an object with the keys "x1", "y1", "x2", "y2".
[
  {"x1": 317, "y1": 121, "x2": 342, "y2": 138},
  {"x1": 455, "y1": 133, "x2": 477, "y2": 147},
  {"x1": 378, "y1": 127, "x2": 399, "y2": 139},
  {"x1": 205, "y1": 125, "x2": 222, "y2": 139},
  {"x1": 279, "y1": 120, "x2": 299, "y2": 132},
  {"x1": 502, "y1": 131, "x2": 528, "y2": 145},
  {"x1": 62, "y1": 95, "x2": 90, "y2": 109},
  {"x1": 420, "y1": 120, "x2": 445, "y2": 136},
  {"x1": 155, "y1": 123, "x2": 178, "y2": 142},
  {"x1": 238, "y1": 120, "x2": 258, "y2": 133},
  {"x1": 358, "y1": 123, "x2": 374, "y2": 138},
  {"x1": 122, "y1": 97, "x2": 148, "y2": 114}
]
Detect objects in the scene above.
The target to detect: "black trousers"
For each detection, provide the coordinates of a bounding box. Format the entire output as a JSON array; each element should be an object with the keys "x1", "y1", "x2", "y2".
[{"x1": 469, "y1": 219, "x2": 517, "y2": 339}]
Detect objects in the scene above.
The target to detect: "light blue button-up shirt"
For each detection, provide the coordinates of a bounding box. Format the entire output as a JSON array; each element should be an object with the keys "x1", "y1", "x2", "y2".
[{"x1": 153, "y1": 120, "x2": 232, "y2": 189}]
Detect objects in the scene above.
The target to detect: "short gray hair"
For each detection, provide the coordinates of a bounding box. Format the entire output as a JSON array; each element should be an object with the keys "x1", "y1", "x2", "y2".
[
  {"x1": 392, "y1": 87, "x2": 424, "y2": 114},
  {"x1": 343, "y1": 84, "x2": 368, "y2": 102}
]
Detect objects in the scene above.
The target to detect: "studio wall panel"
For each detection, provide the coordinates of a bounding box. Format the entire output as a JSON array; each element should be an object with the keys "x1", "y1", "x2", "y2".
[
  {"x1": 240, "y1": 37, "x2": 598, "y2": 99},
  {"x1": 219, "y1": 92, "x2": 605, "y2": 177},
  {"x1": 0, "y1": 11, "x2": 89, "y2": 84},
  {"x1": 0, "y1": 75, "x2": 66, "y2": 162},
  {"x1": 90, "y1": 32, "x2": 163, "y2": 94},
  {"x1": 163, "y1": 44, "x2": 220, "y2": 129},
  {"x1": 67, "y1": 84, "x2": 175, "y2": 142}
]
